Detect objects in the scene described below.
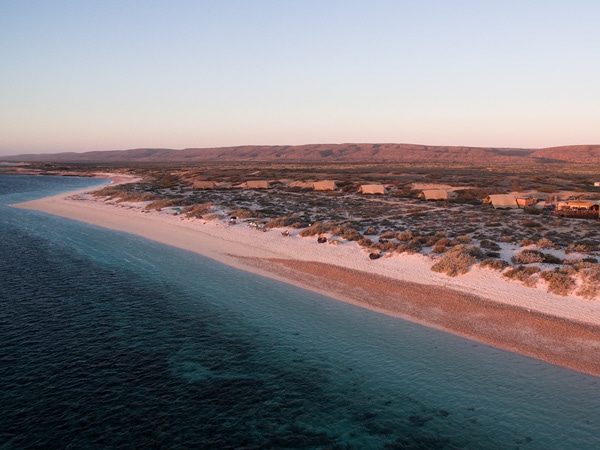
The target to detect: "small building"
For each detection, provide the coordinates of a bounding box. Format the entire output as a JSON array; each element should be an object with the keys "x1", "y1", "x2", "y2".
[
  {"x1": 419, "y1": 189, "x2": 457, "y2": 201},
  {"x1": 484, "y1": 194, "x2": 519, "y2": 209},
  {"x1": 313, "y1": 180, "x2": 337, "y2": 191},
  {"x1": 358, "y1": 184, "x2": 385, "y2": 195},
  {"x1": 193, "y1": 180, "x2": 216, "y2": 190}
]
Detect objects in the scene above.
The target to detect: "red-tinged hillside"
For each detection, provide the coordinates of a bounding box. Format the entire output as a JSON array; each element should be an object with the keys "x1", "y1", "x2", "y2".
[
  {"x1": 529, "y1": 145, "x2": 600, "y2": 164},
  {"x1": 4, "y1": 143, "x2": 539, "y2": 164}
]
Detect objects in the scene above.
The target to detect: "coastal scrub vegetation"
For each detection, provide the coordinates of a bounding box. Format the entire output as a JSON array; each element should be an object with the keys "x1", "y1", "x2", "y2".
[{"x1": 60, "y1": 161, "x2": 600, "y2": 299}]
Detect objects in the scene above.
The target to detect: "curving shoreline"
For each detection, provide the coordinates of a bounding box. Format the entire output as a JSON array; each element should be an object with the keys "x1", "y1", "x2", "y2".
[{"x1": 13, "y1": 183, "x2": 600, "y2": 378}]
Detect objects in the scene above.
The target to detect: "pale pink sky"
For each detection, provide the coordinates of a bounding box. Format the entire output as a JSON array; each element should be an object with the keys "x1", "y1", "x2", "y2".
[{"x1": 1, "y1": 1, "x2": 599, "y2": 155}]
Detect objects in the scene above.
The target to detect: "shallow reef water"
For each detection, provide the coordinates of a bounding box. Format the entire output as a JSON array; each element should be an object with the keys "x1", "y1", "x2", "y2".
[{"x1": 1, "y1": 175, "x2": 600, "y2": 449}]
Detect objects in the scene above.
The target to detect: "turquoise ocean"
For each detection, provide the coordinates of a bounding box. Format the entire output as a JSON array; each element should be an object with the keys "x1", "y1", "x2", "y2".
[{"x1": 1, "y1": 174, "x2": 599, "y2": 449}]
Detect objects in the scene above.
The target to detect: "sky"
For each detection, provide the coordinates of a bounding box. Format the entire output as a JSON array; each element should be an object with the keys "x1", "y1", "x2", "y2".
[{"x1": 1, "y1": 1, "x2": 599, "y2": 155}]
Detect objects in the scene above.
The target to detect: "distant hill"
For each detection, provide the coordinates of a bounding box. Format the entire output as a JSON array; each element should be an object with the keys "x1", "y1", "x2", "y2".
[{"x1": 4, "y1": 143, "x2": 599, "y2": 165}]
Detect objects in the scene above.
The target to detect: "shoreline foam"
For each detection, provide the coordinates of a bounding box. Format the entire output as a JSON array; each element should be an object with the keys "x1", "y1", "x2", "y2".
[{"x1": 13, "y1": 182, "x2": 600, "y2": 377}]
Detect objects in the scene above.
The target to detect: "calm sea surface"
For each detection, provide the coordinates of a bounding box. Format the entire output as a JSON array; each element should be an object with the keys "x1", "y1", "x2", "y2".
[{"x1": 1, "y1": 174, "x2": 599, "y2": 449}]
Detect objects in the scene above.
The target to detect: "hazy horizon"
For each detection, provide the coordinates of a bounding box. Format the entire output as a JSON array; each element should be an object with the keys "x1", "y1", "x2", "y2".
[{"x1": 2, "y1": 1, "x2": 599, "y2": 156}]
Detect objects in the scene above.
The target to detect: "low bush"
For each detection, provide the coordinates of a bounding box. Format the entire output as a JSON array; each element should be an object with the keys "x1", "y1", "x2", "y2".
[
  {"x1": 431, "y1": 251, "x2": 476, "y2": 277},
  {"x1": 432, "y1": 243, "x2": 447, "y2": 253},
  {"x1": 181, "y1": 202, "x2": 213, "y2": 218},
  {"x1": 379, "y1": 230, "x2": 397, "y2": 239},
  {"x1": 265, "y1": 214, "x2": 302, "y2": 229},
  {"x1": 512, "y1": 249, "x2": 544, "y2": 264},
  {"x1": 536, "y1": 237, "x2": 554, "y2": 249},
  {"x1": 230, "y1": 208, "x2": 259, "y2": 219},
  {"x1": 299, "y1": 221, "x2": 329, "y2": 237},
  {"x1": 539, "y1": 269, "x2": 576, "y2": 296},
  {"x1": 503, "y1": 265, "x2": 540, "y2": 282},
  {"x1": 397, "y1": 230, "x2": 414, "y2": 241},
  {"x1": 542, "y1": 253, "x2": 562, "y2": 264},
  {"x1": 520, "y1": 239, "x2": 535, "y2": 247},
  {"x1": 357, "y1": 237, "x2": 374, "y2": 248},
  {"x1": 479, "y1": 239, "x2": 501, "y2": 250},
  {"x1": 576, "y1": 266, "x2": 600, "y2": 299},
  {"x1": 480, "y1": 258, "x2": 509, "y2": 271}
]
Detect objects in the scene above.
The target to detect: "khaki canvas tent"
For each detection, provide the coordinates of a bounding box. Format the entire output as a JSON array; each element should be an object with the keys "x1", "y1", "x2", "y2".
[
  {"x1": 288, "y1": 181, "x2": 314, "y2": 189},
  {"x1": 419, "y1": 189, "x2": 457, "y2": 201},
  {"x1": 516, "y1": 197, "x2": 538, "y2": 208},
  {"x1": 359, "y1": 184, "x2": 385, "y2": 195},
  {"x1": 193, "y1": 180, "x2": 216, "y2": 190},
  {"x1": 565, "y1": 200, "x2": 599, "y2": 210},
  {"x1": 243, "y1": 180, "x2": 271, "y2": 189},
  {"x1": 313, "y1": 180, "x2": 337, "y2": 191},
  {"x1": 484, "y1": 194, "x2": 519, "y2": 209}
]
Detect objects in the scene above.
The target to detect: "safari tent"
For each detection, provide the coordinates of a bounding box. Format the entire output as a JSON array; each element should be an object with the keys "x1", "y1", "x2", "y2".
[
  {"x1": 359, "y1": 184, "x2": 385, "y2": 195},
  {"x1": 516, "y1": 197, "x2": 538, "y2": 208},
  {"x1": 193, "y1": 180, "x2": 216, "y2": 190},
  {"x1": 287, "y1": 181, "x2": 314, "y2": 189},
  {"x1": 484, "y1": 194, "x2": 519, "y2": 209},
  {"x1": 419, "y1": 189, "x2": 457, "y2": 201},
  {"x1": 565, "y1": 200, "x2": 600, "y2": 210},
  {"x1": 243, "y1": 180, "x2": 271, "y2": 189},
  {"x1": 313, "y1": 180, "x2": 337, "y2": 191}
]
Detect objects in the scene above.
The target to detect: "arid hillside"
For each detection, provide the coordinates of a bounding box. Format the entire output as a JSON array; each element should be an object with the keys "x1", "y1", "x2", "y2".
[
  {"x1": 5, "y1": 143, "x2": 599, "y2": 165},
  {"x1": 529, "y1": 145, "x2": 600, "y2": 164}
]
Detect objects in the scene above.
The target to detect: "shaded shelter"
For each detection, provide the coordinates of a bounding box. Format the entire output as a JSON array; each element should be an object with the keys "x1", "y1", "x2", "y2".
[
  {"x1": 359, "y1": 184, "x2": 385, "y2": 195},
  {"x1": 313, "y1": 180, "x2": 337, "y2": 191},
  {"x1": 484, "y1": 194, "x2": 519, "y2": 209},
  {"x1": 420, "y1": 189, "x2": 457, "y2": 201}
]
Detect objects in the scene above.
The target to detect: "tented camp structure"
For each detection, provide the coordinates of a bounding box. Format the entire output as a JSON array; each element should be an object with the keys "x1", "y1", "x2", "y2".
[
  {"x1": 484, "y1": 194, "x2": 519, "y2": 209},
  {"x1": 419, "y1": 189, "x2": 457, "y2": 201},
  {"x1": 565, "y1": 200, "x2": 600, "y2": 210},
  {"x1": 287, "y1": 181, "x2": 314, "y2": 189},
  {"x1": 358, "y1": 184, "x2": 385, "y2": 195},
  {"x1": 193, "y1": 180, "x2": 216, "y2": 190},
  {"x1": 242, "y1": 180, "x2": 271, "y2": 189},
  {"x1": 516, "y1": 197, "x2": 538, "y2": 208},
  {"x1": 313, "y1": 180, "x2": 337, "y2": 191}
]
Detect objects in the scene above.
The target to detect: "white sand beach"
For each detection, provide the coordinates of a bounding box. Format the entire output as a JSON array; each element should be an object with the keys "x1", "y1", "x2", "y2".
[{"x1": 13, "y1": 179, "x2": 600, "y2": 377}]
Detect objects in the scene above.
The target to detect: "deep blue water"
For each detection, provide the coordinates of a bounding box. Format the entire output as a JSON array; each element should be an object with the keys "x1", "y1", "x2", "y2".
[{"x1": 1, "y1": 175, "x2": 599, "y2": 449}]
